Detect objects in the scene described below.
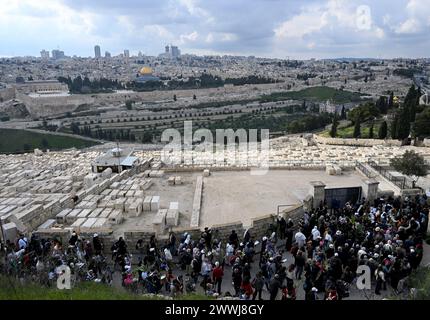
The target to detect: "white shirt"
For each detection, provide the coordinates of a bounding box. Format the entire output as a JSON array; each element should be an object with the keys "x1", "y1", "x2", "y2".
[
  {"x1": 295, "y1": 232, "x2": 306, "y2": 247},
  {"x1": 311, "y1": 228, "x2": 320, "y2": 241}
]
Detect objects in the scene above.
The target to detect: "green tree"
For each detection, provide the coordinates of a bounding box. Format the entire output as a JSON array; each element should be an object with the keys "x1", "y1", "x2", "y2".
[
  {"x1": 391, "y1": 150, "x2": 429, "y2": 188},
  {"x1": 415, "y1": 107, "x2": 430, "y2": 138},
  {"x1": 142, "y1": 131, "x2": 153, "y2": 143},
  {"x1": 396, "y1": 107, "x2": 411, "y2": 140},
  {"x1": 376, "y1": 96, "x2": 388, "y2": 114},
  {"x1": 378, "y1": 121, "x2": 387, "y2": 139},
  {"x1": 353, "y1": 116, "x2": 361, "y2": 138},
  {"x1": 391, "y1": 114, "x2": 399, "y2": 139},
  {"x1": 71, "y1": 76, "x2": 83, "y2": 93},
  {"x1": 125, "y1": 100, "x2": 134, "y2": 110},
  {"x1": 330, "y1": 113, "x2": 338, "y2": 138},
  {"x1": 404, "y1": 85, "x2": 420, "y2": 118},
  {"x1": 369, "y1": 123, "x2": 374, "y2": 139},
  {"x1": 340, "y1": 105, "x2": 346, "y2": 120},
  {"x1": 347, "y1": 102, "x2": 379, "y2": 123},
  {"x1": 41, "y1": 138, "x2": 49, "y2": 150},
  {"x1": 388, "y1": 91, "x2": 394, "y2": 109}
]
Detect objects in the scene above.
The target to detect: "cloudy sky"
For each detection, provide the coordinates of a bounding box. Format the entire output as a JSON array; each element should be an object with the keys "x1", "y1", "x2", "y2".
[{"x1": 1, "y1": 0, "x2": 430, "y2": 59}]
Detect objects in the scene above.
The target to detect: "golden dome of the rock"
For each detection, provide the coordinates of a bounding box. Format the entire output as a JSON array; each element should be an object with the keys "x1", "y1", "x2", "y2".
[{"x1": 139, "y1": 66, "x2": 153, "y2": 75}]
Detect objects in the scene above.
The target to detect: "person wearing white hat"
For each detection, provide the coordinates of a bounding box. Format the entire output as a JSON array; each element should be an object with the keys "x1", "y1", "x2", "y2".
[
  {"x1": 93, "y1": 233, "x2": 103, "y2": 256},
  {"x1": 305, "y1": 287, "x2": 318, "y2": 301}
]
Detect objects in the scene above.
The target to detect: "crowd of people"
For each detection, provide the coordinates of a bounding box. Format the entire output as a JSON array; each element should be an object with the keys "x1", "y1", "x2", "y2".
[{"x1": 0, "y1": 193, "x2": 428, "y2": 300}]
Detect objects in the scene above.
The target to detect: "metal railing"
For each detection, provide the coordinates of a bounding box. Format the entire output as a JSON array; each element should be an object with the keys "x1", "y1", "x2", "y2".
[
  {"x1": 367, "y1": 160, "x2": 414, "y2": 189},
  {"x1": 355, "y1": 161, "x2": 375, "y2": 178}
]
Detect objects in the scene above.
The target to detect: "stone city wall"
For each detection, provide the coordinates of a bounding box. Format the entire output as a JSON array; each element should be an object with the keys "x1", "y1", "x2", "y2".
[{"x1": 17, "y1": 92, "x2": 94, "y2": 118}]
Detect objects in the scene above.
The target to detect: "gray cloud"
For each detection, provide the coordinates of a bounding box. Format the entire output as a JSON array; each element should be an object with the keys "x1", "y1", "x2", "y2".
[{"x1": 1, "y1": 0, "x2": 429, "y2": 58}]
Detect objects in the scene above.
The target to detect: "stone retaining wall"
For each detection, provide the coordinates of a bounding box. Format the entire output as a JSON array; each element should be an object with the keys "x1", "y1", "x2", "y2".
[
  {"x1": 314, "y1": 134, "x2": 402, "y2": 147},
  {"x1": 112, "y1": 204, "x2": 304, "y2": 253}
]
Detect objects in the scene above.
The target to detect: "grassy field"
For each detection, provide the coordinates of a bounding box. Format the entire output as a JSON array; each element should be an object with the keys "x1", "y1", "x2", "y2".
[
  {"x1": 0, "y1": 129, "x2": 99, "y2": 154},
  {"x1": 0, "y1": 276, "x2": 208, "y2": 300},
  {"x1": 261, "y1": 86, "x2": 364, "y2": 104},
  {"x1": 320, "y1": 122, "x2": 381, "y2": 139}
]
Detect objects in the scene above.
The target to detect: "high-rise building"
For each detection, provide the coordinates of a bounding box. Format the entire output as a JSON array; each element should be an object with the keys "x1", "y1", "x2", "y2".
[
  {"x1": 40, "y1": 50, "x2": 50, "y2": 59},
  {"x1": 171, "y1": 46, "x2": 181, "y2": 58},
  {"x1": 94, "y1": 45, "x2": 101, "y2": 58},
  {"x1": 124, "y1": 49, "x2": 130, "y2": 59},
  {"x1": 105, "y1": 51, "x2": 111, "y2": 58},
  {"x1": 51, "y1": 49, "x2": 65, "y2": 60},
  {"x1": 161, "y1": 45, "x2": 181, "y2": 59}
]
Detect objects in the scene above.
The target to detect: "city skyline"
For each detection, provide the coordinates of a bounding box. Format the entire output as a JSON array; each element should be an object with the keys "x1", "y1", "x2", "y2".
[{"x1": 1, "y1": 0, "x2": 430, "y2": 59}]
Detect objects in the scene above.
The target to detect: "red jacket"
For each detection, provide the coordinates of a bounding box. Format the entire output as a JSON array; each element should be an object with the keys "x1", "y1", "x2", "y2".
[
  {"x1": 241, "y1": 282, "x2": 254, "y2": 296},
  {"x1": 213, "y1": 266, "x2": 224, "y2": 280}
]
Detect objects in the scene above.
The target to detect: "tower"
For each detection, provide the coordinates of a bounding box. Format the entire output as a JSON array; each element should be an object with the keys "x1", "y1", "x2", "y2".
[{"x1": 94, "y1": 45, "x2": 101, "y2": 58}]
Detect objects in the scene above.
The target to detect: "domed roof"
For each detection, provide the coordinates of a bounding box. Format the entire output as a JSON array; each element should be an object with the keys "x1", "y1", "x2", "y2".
[{"x1": 139, "y1": 66, "x2": 153, "y2": 75}]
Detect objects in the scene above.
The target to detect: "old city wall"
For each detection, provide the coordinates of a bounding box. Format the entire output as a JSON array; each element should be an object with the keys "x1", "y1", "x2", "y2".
[
  {"x1": 17, "y1": 92, "x2": 95, "y2": 118},
  {"x1": 6, "y1": 81, "x2": 285, "y2": 118},
  {"x1": 81, "y1": 82, "x2": 287, "y2": 106}
]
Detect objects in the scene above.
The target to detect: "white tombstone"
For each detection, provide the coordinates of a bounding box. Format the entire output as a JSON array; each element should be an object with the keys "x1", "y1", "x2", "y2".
[
  {"x1": 153, "y1": 209, "x2": 167, "y2": 235},
  {"x1": 143, "y1": 196, "x2": 152, "y2": 212},
  {"x1": 168, "y1": 176, "x2": 175, "y2": 186},
  {"x1": 2, "y1": 222, "x2": 18, "y2": 243},
  {"x1": 150, "y1": 196, "x2": 160, "y2": 212}
]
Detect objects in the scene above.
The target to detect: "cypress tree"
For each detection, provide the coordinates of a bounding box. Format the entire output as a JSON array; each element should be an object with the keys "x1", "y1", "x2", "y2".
[
  {"x1": 378, "y1": 121, "x2": 387, "y2": 139},
  {"x1": 389, "y1": 91, "x2": 394, "y2": 109},
  {"x1": 340, "y1": 105, "x2": 346, "y2": 120},
  {"x1": 353, "y1": 116, "x2": 361, "y2": 138},
  {"x1": 391, "y1": 114, "x2": 398, "y2": 139},
  {"x1": 396, "y1": 107, "x2": 411, "y2": 140},
  {"x1": 330, "y1": 113, "x2": 338, "y2": 138}
]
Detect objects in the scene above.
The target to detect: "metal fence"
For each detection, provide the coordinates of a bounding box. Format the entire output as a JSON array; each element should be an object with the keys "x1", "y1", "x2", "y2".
[
  {"x1": 367, "y1": 160, "x2": 414, "y2": 189},
  {"x1": 356, "y1": 161, "x2": 375, "y2": 178}
]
